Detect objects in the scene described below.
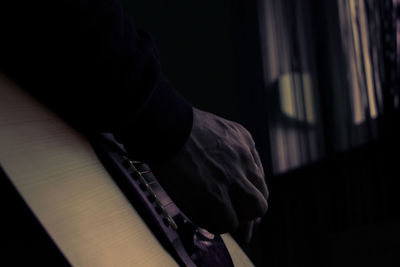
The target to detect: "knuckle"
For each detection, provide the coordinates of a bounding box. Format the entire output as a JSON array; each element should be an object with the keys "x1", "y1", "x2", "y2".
[{"x1": 236, "y1": 123, "x2": 252, "y2": 137}]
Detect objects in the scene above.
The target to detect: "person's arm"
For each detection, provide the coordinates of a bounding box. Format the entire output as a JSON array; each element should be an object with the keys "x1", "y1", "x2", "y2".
[
  {"x1": 0, "y1": 0, "x2": 192, "y2": 162},
  {"x1": 0, "y1": 0, "x2": 268, "y2": 241}
]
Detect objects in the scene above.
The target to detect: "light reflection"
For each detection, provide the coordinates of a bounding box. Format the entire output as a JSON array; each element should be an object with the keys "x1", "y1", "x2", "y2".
[
  {"x1": 395, "y1": 0, "x2": 400, "y2": 109},
  {"x1": 272, "y1": 125, "x2": 289, "y2": 174},
  {"x1": 259, "y1": 0, "x2": 323, "y2": 174},
  {"x1": 338, "y1": 0, "x2": 382, "y2": 124},
  {"x1": 259, "y1": 0, "x2": 395, "y2": 174},
  {"x1": 278, "y1": 73, "x2": 316, "y2": 124},
  {"x1": 278, "y1": 74, "x2": 296, "y2": 119},
  {"x1": 272, "y1": 72, "x2": 319, "y2": 173}
]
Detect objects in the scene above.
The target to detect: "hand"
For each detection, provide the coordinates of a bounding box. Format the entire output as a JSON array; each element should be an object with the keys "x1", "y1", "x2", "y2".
[{"x1": 151, "y1": 108, "x2": 269, "y2": 242}]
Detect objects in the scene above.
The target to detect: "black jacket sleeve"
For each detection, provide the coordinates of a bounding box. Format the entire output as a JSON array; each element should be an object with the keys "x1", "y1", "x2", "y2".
[{"x1": 0, "y1": 0, "x2": 193, "y2": 163}]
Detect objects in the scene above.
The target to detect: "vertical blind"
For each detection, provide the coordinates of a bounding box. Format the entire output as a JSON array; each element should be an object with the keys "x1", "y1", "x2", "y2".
[{"x1": 258, "y1": 0, "x2": 399, "y2": 175}]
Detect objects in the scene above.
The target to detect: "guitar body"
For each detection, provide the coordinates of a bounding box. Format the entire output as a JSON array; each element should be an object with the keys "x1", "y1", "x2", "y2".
[{"x1": 0, "y1": 74, "x2": 254, "y2": 266}]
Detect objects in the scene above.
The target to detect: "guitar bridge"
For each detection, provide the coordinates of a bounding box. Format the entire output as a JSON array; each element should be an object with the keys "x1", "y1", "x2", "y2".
[{"x1": 122, "y1": 156, "x2": 178, "y2": 231}]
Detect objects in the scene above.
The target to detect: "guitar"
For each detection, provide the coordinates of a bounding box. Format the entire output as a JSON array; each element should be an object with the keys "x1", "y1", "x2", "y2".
[{"x1": 0, "y1": 73, "x2": 254, "y2": 266}]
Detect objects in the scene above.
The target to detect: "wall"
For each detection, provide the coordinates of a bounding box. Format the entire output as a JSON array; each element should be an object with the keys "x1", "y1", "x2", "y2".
[{"x1": 121, "y1": 0, "x2": 240, "y2": 121}]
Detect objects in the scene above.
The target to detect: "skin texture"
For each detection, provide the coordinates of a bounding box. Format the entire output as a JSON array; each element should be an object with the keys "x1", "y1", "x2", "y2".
[{"x1": 152, "y1": 108, "x2": 269, "y2": 243}]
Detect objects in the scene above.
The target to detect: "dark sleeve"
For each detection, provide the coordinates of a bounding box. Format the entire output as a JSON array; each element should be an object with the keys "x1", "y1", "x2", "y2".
[{"x1": 0, "y1": 0, "x2": 193, "y2": 163}]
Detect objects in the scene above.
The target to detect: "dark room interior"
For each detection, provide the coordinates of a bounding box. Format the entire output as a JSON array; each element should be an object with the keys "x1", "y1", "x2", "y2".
[
  {"x1": 0, "y1": 0, "x2": 398, "y2": 266},
  {"x1": 123, "y1": 0, "x2": 400, "y2": 266}
]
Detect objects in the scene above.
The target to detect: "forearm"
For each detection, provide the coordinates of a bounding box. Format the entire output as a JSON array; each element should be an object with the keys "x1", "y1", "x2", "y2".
[{"x1": 0, "y1": 0, "x2": 193, "y2": 162}]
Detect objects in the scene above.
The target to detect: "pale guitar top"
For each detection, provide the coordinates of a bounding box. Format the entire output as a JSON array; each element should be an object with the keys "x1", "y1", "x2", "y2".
[{"x1": 0, "y1": 74, "x2": 254, "y2": 267}]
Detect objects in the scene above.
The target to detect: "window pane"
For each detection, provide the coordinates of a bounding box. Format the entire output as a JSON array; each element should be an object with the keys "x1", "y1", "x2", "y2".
[{"x1": 258, "y1": 0, "x2": 398, "y2": 174}]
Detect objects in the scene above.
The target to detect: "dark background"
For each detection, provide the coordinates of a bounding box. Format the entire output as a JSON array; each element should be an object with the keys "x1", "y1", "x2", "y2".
[
  {"x1": 122, "y1": 0, "x2": 400, "y2": 266},
  {"x1": 122, "y1": 0, "x2": 240, "y2": 120}
]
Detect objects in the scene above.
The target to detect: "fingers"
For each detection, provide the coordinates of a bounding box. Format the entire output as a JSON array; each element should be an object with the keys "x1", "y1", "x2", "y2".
[
  {"x1": 247, "y1": 154, "x2": 269, "y2": 201},
  {"x1": 230, "y1": 172, "x2": 268, "y2": 222},
  {"x1": 232, "y1": 220, "x2": 255, "y2": 244},
  {"x1": 227, "y1": 122, "x2": 269, "y2": 226},
  {"x1": 159, "y1": 109, "x2": 269, "y2": 235},
  {"x1": 246, "y1": 159, "x2": 269, "y2": 200},
  {"x1": 232, "y1": 216, "x2": 264, "y2": 244},
  {"x1": 155, "y1": 156, "x2": 240, "y2": 234},
  {"x1": 229, "y1": 130, "x2": 269, "y2": 207},
  {"x1": 196, "y1": 185, "x2": 240, "y2": 234},
  {"x1": 234, "y1": 122, "x2": 269, "y2": 201},
  {"x1": 250, "y1": 142, "x2": 265, "y2": 178}
]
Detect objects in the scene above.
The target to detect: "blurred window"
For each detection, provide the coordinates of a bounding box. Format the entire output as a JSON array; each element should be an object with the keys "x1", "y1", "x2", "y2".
[{"x1": 258, "y1": 0, "x2": 399, "y2": 174}]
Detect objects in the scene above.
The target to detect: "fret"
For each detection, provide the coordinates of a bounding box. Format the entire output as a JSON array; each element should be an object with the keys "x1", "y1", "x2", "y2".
[
  {"x1": 121, "y1": 156, "x2": 178, "y2": 231},
  {"x1": 91, "y1": 138, "x2": 236, "y2": 266}
]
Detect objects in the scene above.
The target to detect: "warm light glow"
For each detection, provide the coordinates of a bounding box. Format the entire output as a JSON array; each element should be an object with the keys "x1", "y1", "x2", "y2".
[
  {"x1": 338, "y1": 0, "x2": 383, "y2": 124},
  {"x1": 358, "y1": 0, "x2": 378, "y2": 119},
  {"x1": 279, "y1": 73, "x2": 297, "y2": 119}
]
